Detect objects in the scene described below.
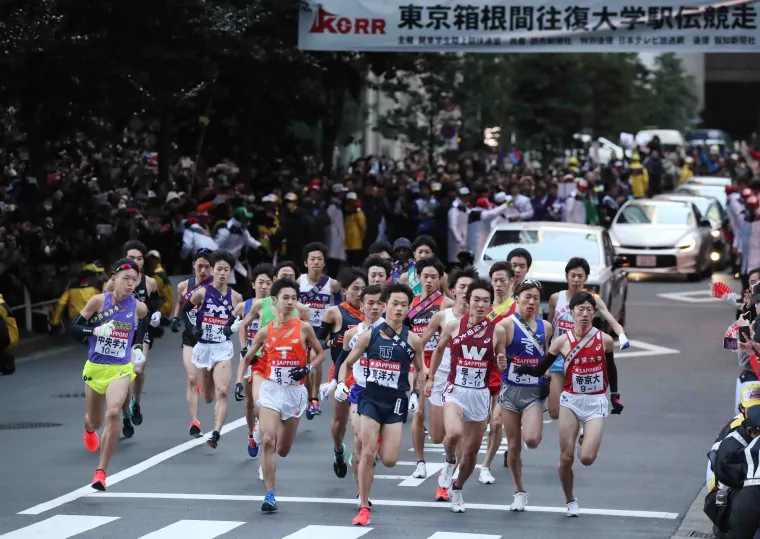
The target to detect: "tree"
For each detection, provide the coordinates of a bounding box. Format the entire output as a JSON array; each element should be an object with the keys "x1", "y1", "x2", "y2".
[{"x1": 641, "y1": 53, "x2": 699, "y2": 131}]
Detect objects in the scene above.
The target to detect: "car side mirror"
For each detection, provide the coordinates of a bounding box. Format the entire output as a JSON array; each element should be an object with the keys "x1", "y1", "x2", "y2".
[{"x1": 612, "y1": 256, "x2": 623, "y2": 269}]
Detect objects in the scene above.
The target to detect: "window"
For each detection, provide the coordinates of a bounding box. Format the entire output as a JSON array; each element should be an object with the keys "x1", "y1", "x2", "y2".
[
  {"x1": 483, "y1": 229, "x2": 601, "y2": 265},
  {"x1": 616, "y1": 204, "x2": 694, "y2": 227}
]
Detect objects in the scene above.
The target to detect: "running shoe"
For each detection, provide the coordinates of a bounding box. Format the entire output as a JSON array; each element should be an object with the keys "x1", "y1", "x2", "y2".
[
  {"x1": 248, "y1": 436, "x2": 259, "y2": 458},
  {"x1": 91, "y1": 469, "x2": 107, "y2": 491},
  {"x1": 130, "y1": 400, "x2": 143, "y2": 426},
  {"x1": 206, "y1": 430, "x2": 220, "y2": 449},
  {"x1": 252, "y1": 420, "x2": 262, "y2": 444},
  {"x1": 355, "y1": 494, "x2": 373, "y2": 508},
  {"x1": 307, "y1": 399, "x2": 322, "y2": 417},
  {"x1": 122, "y1": 414, "x2": 134, "y2": 438},
  {"x1": 438, "y1": 460, "x2": 456, "y2": 489},
  {"x1": 334, "y1": 443, "x2": 348, "y2": 478},
  {"x1": 478, "y1": 467, "x2": 495, "y2": 484},
  {"x1": 352, "y1": 507, "x2": 371, "y2": 526},
  {"x1": 510, "y1": 491, "x2": 529, "y2": 512},
  {"x1": 435, "y1": 486, "x2": 450, "y2": 501},
  {"x1": 83, "y1": 428, "x2": 99, "y2": 452},
  {"x1": 305, "y1": 400, "x2": 316, "y2": 420},
  {"x1": 189, "y1": 420, "x2": 202, "y2": 438},
  {"x1": 261, "y1": 490, "x2": 278, "y2": 512},
  {"x1": 413, "y1": 461, "x2": 427, "y2": 478},
  {"x1": 449, "y1": 487, "x2": 465, "y2": 513},
  {"x1": 566, "y1": 499, "x2": 580, "y2": 517}
]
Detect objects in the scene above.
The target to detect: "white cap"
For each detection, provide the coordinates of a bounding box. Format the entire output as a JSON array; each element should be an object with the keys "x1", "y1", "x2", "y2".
[
  {"x1": 165, "y1": 191, "x2": 180, "y2": 204},
  {"x1": 494, "y1": 192, "x2": 508, "y2": 204},
  {"x1": 146, "y1": 250, "x2": 161, "y2": 259},
  {"x1": 346, "y1": 192, "x2": 358, "y2": 200},
  {"x1": 284, "y1": 192, "x2": 298, "y2": 202},
  {"x1": 458, "y1": 187, "x2": 471, "y2": 196},
  {"x1": 431, "y1": 182, "x2": 442, "y2": 192},
  {"x1": 262, "y1": 194, "x2": 277, "y2": 203}
]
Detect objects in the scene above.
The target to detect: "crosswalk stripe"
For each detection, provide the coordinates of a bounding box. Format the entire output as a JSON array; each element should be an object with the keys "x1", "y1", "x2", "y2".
[
  {"x1": 136, "y1": 520, "x2": 244, "y2": 538},
  {"x1": 427, "y1": 533, "x2": 501, "y2": 539},
  {"x1": 280, "y1": 525, "x2": 374, "y2": 539},
  {"x1": 0, "y1": 515, "x2": 119, "y2": 538},
  {"x1": 398, "y1": 462, "x2": 444, "y2": 486}
]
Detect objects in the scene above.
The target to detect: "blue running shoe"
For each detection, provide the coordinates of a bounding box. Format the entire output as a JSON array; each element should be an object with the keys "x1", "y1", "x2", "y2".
[
  {"x1": 248, "y1": 436, "x2": 259, "y2": 458},
  {"x1": 312, "y1": 400, "x2": 322, "y2": 416},
  {"x1": 306, "y1": 400, "x2": 316, "y2": 420},
  {"x1": 261, "y1": 490, "x2": 278, "y2": 512}
]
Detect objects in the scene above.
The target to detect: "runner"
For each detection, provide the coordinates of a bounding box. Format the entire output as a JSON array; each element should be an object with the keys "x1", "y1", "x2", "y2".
[
  {"x1": 243, "y1": 278, "x2": 326, "y2": 512},
  {"x1": 334, "y1": 284, "x2": 385, "y2": 505},
  {"x1": 547, "y1": 257, "x2": 629, "y2": 420},
  {"x1": 169, "y1": 248, "x2": 213, "y2": 438},
  {"x1": 507, "y1": 247, "x2": 532, "y2": 283},
  {"x1": 339, "y1": 283, "x2": 424, "y2": 526},
  {"x1": 317, "y1": 268, "x2": 366, "y2": 478},
  {"x1": 483, "y1": 261, "x2": 517, "y2": 476},
  {"x1": 184, "y1": 250, "x2": 243, "y2": 449},
  {"x1": 514, "y1": 291, "x2": 623, "y2": 517},
  {"x1": 429, "y1": 278, "x2": 508, "y2": 512},
  {"x1": 231, "y1": 263, "x2": 274, "y2": 457},
  {"x1": 103, "y1": 241, "x2": 159, "y2": 431},
  {"x1": 299, "y1": 242, "x2": 341, "y2": 419},
  {"x1": 71, "y1": 258, "x2": 148, "y2": 490},
  {"x1": 363, "y1": 255, "x2": 392, "y2": 286},
  {"x1": 409, "y1": 257, "x2": 455, "y2": 479},
  {"x1": 497, "y1": 279, "x2": 553, "y2": 512},
  {"x1": 420, "y1": 266, "x2": 474, "y2": 500}
]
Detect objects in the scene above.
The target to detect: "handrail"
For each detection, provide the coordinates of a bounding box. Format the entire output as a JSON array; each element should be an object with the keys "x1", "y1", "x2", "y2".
[{"x1": 8, "y1": 287, "x2": 58, "y2": 331}]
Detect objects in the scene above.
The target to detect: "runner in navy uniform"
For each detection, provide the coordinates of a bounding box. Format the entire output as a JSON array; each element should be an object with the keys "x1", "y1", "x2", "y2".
[{"x1": 339, "y1": 283, "x2": 424, "y2": 526}]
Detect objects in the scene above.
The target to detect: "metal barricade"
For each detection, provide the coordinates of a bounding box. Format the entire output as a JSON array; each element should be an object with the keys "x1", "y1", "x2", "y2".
[{"x1": 9, "y1": 287, "x2": 58, "y2": 332}]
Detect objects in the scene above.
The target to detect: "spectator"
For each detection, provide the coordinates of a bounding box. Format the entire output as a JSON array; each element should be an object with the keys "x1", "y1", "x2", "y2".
[
  {"x1": 326, "y1": 183, "x2": 347, "y2": 276},
  {"x1": 447, "y1": 186, "x2": 470, "y2": 268},
  {"x1": 0, "y1": 292, "x2": 18, "y2": 375},
  {"x1": 344, "y1": 192, "x2": 366, "y2": 266}
]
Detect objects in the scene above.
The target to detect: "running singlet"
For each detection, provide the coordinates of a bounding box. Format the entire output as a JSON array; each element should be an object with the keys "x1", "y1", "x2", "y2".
[
  {"x1": 489, "y1": 299, "x2": 516, "y2": 390},
  {"x1": 410, "y1": 292, "x2": 445, "y2": 364},
  {"x1": 87, "y1": 292, "x2": 137, "y2": 365},
  {"x1": 503, "y1": 313, "x2": 546, "y2": 387},
  {"x1": 262, "y1": 318, "x2": 308, "y2": 385},
  {"x1": 243, "y1": 298, "x2": 260, "y2": 349},
  {"x1": 553, "y1": 291, "x2": 574, "y2": 337},
  {"x1": 447, "y1": 314, "x2": 495, "y2": 389},
  {"x1": 492, "y1": 298, "x2": 517, "y2": 325},
  {"x1": 349, "y1": 318, "x2": 385, "y2": 387},
  {"x1": 331, "y1": 302, "x2": 364, "y2": 362},
  {"x1": 563, "y1": 328, "x2": 607, "y2": 395},
  {"x1": 196, "y1": 287, "x2": 233, "y2": 344},
  {"x1": 298, "y1": 274, "x2": 331, "y2": 328},
  {"x1": 364, "y1": 325, "x2": 412, "y2": 394},
  {"x1": 133, "y1": 274, "x2": 149, "y2": 304},
  {"x1": 436, "y1": 308, "x2": 459, "y2": 380}
]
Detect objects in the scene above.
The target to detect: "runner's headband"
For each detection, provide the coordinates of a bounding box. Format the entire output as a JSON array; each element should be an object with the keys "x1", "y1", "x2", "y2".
[{"x1": 112, "y1": 262, "x2": 139, "y2": 276}]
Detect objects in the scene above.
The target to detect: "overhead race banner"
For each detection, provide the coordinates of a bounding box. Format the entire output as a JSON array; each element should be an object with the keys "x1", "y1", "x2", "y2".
[{"x1": 298, "y1": 0, "x2": 760, "y2": 52}]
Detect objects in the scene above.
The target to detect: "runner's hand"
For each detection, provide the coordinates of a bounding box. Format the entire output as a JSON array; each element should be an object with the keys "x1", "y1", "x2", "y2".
[
  {"x1": 289, "y1": 366, "x2": 312, "y2": 382},
  {"x1": 93, "y1": 321, "x2": 115, "y2": 338},
  {"x1": 230, "y1": 317, "x2": 242, "y2": 333},
  {"x1": 149, "y1": 311, "x2": 161, "y2": 328},
  {"x1": 132, "y1": 346, "x2": 146, "y2": 365},
  {"x1": 335, "y1": 381, "x2": 350, "y2": 402},
  {"x1": 170, "y1": 317, "x2": 182, "y2": 333},
  {"x1": 409, "y1": 393, "x2": 419, "y2": 413},
  {"x1": 497, "y1": 353, "x2": 507, "y2": 371},
  {"x1": 619, "y1": 332, "x2": 630, "y2": 350},
  {"x1": 610, "y1": 393, "x2": 624, "y2": 414},
  {"x1": 192, "y1": 326, "x2": 202, "y2": 340},
  {"x1": 514, "y1": 364, "x2": 533, "y2": 376},
  {"x1": 320, "y1": 379, "x2": 337, "y2": 401},
  {"x1": 424, "y1": 379, "x2": 433, "y2": 397},
  {"x1": 234, "y1": 382, "x2": 244, "y2": 402}
]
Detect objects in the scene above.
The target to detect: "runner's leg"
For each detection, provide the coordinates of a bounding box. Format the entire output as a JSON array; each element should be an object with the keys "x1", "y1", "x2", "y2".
[
  {"x1": 412, "y1": 394, "x2": 427, "y2": 461},
  {"x1": 521, "y1": 404, "x2": 544, "y2": 449},
  {"x1": 182, "y1": 345, "x2": 200, "y2": 424},
  {"x1": 429, "y1": 401, "x2": 445, "y2": 444},
  {"x1": 350, "y1": 404, "x2": 362, "y2": 488},
  {"x1": 558, "y1": 406, "x2": 581, "y2": 503},
  {"x1": 577, "y1": 417, "x2": 604, "y2": 466},
  {"x1": 84, "y1": 385, "x2": 105, "y2": 434},
  {"x1": 455, "y1": 421, "x2": 485, "y2": 487},
  {"x1": 243, "y1": 381, "x2": 255, "y2": 436},
  {"x1": 275, "y1": 417, "x2": 301, "y2": 457},
  {"x1": 98, "y1": 376, "x2": 131, "y2": 472},
  {"x1": 212, "y1": 361, "x2": 232, "y2": 432},
  {"x1": 548, "y1": 373, "x2": 565, "y2": 420},
  {"x1": 358, "y1": 416, "x2": 382, "y2": 508},
  {"x1": 259, "y1": 407, "x2": 281, "y2": 491},
  {"x1": 331, "y1": 397, "x2": 350, "y2": 451},
  {"x1": 442, "y1": 402, "x2": 464, "y2": 463},
  {"x1": 482, "y1": 393, "x2": 502, "y2": 468},
  {"x1": 378, "y1": 422, "x2": 403, "y2": 467},
  {"x1": 502, "y1": 408, "x2": 525, "y2": 492}
]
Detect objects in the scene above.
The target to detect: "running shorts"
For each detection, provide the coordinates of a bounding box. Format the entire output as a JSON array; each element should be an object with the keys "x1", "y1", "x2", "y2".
[
  {"x1": 549, "y1": 354, "x2": 565, "y2": 375},
  {"x1": 429, "y1": 372, "x2": 449, "y2": 407},
  {"x1": 258, "y1": 379, "x2": 308, "y2": 421},
  {"x1": 442, "y1": 385, "x2": 490, "y2": 422},
  {"x1": 560, "y1": 391, "x2": 608, "y2": 423},
  {"x1": 348, "y1": 382, "x2": 364, "y2": 405},
  {"x1": 498, "y1": 384, "x2": 544, "y2": 414},
  {"x1": 181, "y1": 330, "x2": 197, "y2": 348},
  {"x1": 488, "y1": 369, "x2": 502, "y2": 396},
  {"x1": 191, "y1": 341, "x2": 233, "y2": 371},
  {"x1": 82, "y1": 360, "x2": 136, "y2": 395},
  {"x1": 357, "y1": 389, "x2": 408, "y2": 425},
  {"x1": 424, "y1": 350, "x2": 432, "y2": 370}
]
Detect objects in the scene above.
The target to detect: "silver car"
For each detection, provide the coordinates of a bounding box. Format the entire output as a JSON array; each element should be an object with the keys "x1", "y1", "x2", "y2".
[
  {"x1": 609, "y1": 199, "x2": 713, "y2": 280},
  {"x1": 476, "y1": 222, "x2": 627, "y2": 327}
]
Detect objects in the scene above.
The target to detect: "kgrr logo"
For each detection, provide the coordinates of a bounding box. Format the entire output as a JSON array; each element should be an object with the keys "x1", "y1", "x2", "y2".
[{"x1": 309, "y1": 7, "x2": 386, "y2": 35}]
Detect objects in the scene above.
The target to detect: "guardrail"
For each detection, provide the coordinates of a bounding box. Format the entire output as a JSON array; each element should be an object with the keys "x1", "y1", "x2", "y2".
[{"x1": 9, "y1": 287, "x2": 58, "y2": 332}]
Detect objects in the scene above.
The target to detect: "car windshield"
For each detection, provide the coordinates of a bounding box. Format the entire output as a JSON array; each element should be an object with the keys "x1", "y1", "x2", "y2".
[
  {"x1": 616, "y1": 203, "x2": 694, "y2": 226},
  {"x1": 483, "y1": 229, "x2": 600, "y2": 264}
]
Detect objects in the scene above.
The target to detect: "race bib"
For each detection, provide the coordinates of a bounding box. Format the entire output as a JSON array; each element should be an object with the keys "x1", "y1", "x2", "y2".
[
  {"x1": 367, "y1": 359, "x2": 401, "y2": 389},
  {"x1": 246, "y1": 318, "x2": 260, "y2": 349},
  {"x1": 94, "y1": 328, "x2": 129, "y2": 358},
  {"x1": 306, "y1": 301, "x2": 327, "y2": 327},
  {"x1": 269, "y1": 357, "x2": 301, "y2": 385},
  {"x1": 424, "y1": 333, "x2": 439, "y2": 352},
  {"x1": 572, "y1": 371, "x2": 605, "y2": 394},
  {"x1": 202, "y1": 314, "x2": 227, "y2": 343},
  {"x1": 453, "y1": 358, "x2": 488, "y2": 388},
  {"x1": 353, "y1": 357, "x2": 370, "y2": 385},
  {"x1": 557, "y1": 318, "x2": 574, "y2": 335},
  {"x1": 506, "y1": 362, "x2": 540, "y2": 386}
]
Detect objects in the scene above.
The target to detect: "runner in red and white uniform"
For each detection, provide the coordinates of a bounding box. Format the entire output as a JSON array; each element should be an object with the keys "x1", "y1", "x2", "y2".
[
  {"x1": 409, "y1": 257, "x2": 454, "y2": 479},
  {"x1": 421, "y1": 266, "x2": 474, "y2": 500},
  {"x1": 515, "y1": 291, "x2": 623, "y2": 517},
  {"x1": 429, "y1": 278, "x2": 508, "y2": 513}
]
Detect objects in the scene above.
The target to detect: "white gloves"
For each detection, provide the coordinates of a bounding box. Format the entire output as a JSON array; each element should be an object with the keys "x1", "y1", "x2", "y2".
[
  {"x1": 619, "y1": 332, "x2": 630, "y2": 351},
  {"x1": 320, "y1": 379, "x2": 338, "y2": 401},
  {"x1": 230, "y1": 317, "x2": 242, "y2": 333},
  {"x1": 132, "y1": 346, "x2": 146, "y2": 365},
  {"x1": 335, "y1": 381, "x2": 350, "y2": 402},
  {"x1": 93, "y1": 321, "x2": 115, "y2": 338},
  {"x1": 149, "y1": 311, "x2": 161, "y2": 328},
  {"x1": 409, "y1": 393, "x2": 419, "y2": 413}
]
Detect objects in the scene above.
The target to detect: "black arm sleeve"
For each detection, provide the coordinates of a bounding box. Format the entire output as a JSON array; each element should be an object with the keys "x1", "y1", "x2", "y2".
[
  {"x1": 148, "y1": 292, "x2": 162, "y2": 314},
  {"x1": 182, "y1": 300, "x2": 197, "y2": 314},
  {"x1": 316, "y1": 321, "x2": 332, "y2": 340},
  {"x1": 526, "y1": 352, "x2": 558, "y2": 378},
  {"x1": 333, "y1": 347, "x2": 349, "y2": 381},
  {"x1": 606, "y1": 351, "x2": 618, "y2": 394},
  {"x1": 133, "y1": 317, "x2": 148, "y2": 346},
  {"x1": 68, "y1": 314, "x2": 94, "y2": 340}
]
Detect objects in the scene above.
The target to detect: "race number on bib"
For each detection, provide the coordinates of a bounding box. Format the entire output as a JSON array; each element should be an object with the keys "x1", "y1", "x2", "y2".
[
  {"x1": 269, "y1": 353, "x2": 300, "y2": 385},
  {"x1": 507, "y1": 363, "x2": 540, "y2": 386},
  {"x1": 94, "y1": 328, "x2": 129, "y2": 358},
  {"x1": 424, "y1": 334, "x2": 439, "y2": 352},
  {"x1": 202, "y1": 314, "x2": 227, "y2": 343},
  {"x1": 367, "y1": 359, "x2": 401, "y2": 389},
  {"x1": 306, "y1": 301, "x2": 327, "y2": 327},
  {"x1": 572, "y1": 372, "x2": 604, "y2": 394},
  {"x1": 453, "y1": 358, "x2": 488, "y2": 388}
]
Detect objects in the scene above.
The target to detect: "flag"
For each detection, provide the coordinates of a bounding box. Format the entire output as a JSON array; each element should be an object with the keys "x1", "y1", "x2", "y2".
[
  {"x1": 724, "y1": 321, "x2": 739, "y2": 350},
  {"x1": 712, "y1": 281, "x2": 734, "y2": 299}
]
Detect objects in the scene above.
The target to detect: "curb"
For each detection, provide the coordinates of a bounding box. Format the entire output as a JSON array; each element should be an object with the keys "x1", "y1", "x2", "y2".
[{"x1": 671, "y1": 486, "x2": 716, "y2": 539}]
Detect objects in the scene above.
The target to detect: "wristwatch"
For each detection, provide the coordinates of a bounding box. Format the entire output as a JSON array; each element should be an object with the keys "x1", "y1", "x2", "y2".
[{"x1": 425, "y1": 373, "x2": 433, "y2": 381}]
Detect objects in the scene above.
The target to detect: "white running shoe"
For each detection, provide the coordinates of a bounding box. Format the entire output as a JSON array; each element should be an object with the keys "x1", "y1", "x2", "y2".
[
  {"x1": 439, "y1": 461, "x2": 456, "y2": 489},
  {"x1": 253, "y1": 420, "x2": 262, "y2": 445},
  {"x1": 449, "y1": 488, "x2": 465, "y2": 513},
  {"x1": 566, "y1": 499, "x2": 580, "y2": 517},
  {"x1": 413, "y1": 461, "x2": 427, "y2": 478},
  {"x1": 478, "y1": 467, "x2": 495, "y2": 484},
  {"x1": 258, "y1": 464, "x2": 263, "y2": 482},
  {"x1": 510, "y1": 491, "x2": 529, "y2": 512}
]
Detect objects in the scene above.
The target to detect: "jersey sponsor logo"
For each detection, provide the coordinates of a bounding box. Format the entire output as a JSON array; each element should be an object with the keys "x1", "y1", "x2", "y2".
[
  {"x1": 291, "y1": 338, "x2": 300, "y2": 344},
  {"x1": 519, "y1": 337, "x2": 536, "y2": 356},
  {"x1": 461, "y1": 345, "x2": 487, "y2": 361},
  {"x1": 379, "y1": 345, "x2": 393, "y2": 360},
  {"x1": 483, "y1": 338, "x2": 491, "y2": 344},
  {"x1": 595, "y1": 344, "x2": 602, "y2": 351},
  {"x1": 206, "y1": 304, "x2": 228, "y2": 316},
  {"x1": 127, "y1": 312, "x2": 133, "y2": 318}
]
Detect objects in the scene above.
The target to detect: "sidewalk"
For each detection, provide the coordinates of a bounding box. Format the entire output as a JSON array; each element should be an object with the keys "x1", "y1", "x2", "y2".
[{"x1": 671, "y1": 486, "x2": 716, "y2": 539}]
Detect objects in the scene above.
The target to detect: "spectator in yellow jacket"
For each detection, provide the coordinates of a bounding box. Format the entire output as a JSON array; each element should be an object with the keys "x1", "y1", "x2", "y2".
[
  {"x1": 629, "y1": 155, "x2": 649, "y2": 198},
  {"x1": 344, "y1": 192, "x2": 366, "y2": 266},
  {"x1": 680, "y1": 156, "x2": 694, "y2": 185},
  {"x1": 146, "y1": 250, "x2": 174, "y2": 321},
  {"x1": 0, "y1": 293, "x2": 18, "y2": 375},
  {"x1": 49, "y1": 263, "x2": 104, "y2": 333}
]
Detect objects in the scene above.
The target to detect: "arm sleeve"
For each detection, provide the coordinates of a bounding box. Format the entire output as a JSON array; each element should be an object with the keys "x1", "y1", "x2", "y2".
[
  {"x1": 525, "y1": 352, "x2": 558, "y2": 378},
  {"x1": 316, "y1": 321, "x2": 332, "y2": 340},
  {"x1": 148, "y1": 292, "x2": 162, "y2": 314},
  {"x1": 333, "y1": 347, "x2": 349, "y2": 381},
  {"x1": 68, "y1": 314, "x2": 94, "y2": 340},
  {"x1": 606, "y1": 351, "x2": 618, "y2": 393}
]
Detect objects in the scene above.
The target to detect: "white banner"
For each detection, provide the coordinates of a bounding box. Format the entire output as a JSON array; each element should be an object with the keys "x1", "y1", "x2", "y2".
[{"x1": 298, "y1": 0, "x2": 760, "y2": 52}]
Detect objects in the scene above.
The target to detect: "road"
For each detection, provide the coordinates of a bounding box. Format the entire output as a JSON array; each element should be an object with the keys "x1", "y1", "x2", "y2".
[{"x1": 0, "y1": 275, "x2": 740, "y2": 539}]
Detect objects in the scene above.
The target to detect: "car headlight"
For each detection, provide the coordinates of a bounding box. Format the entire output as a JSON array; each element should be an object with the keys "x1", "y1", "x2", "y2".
[
  {"x1": 711, "y1": 230, "x2": 720, "y2": 238},
  {"x1": 676, "y1": 235, "x2": 697, "y2": 251},
  {"x1": 584, "y1": 284, "x2": 601, "y2": 296}
]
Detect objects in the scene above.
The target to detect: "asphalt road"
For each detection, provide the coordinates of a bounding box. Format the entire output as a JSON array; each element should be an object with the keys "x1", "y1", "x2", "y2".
[{"x1": 0, "y1": 274, "x2": 741, "y2": 539}]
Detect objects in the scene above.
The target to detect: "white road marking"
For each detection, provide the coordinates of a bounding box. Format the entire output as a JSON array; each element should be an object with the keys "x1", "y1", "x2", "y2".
[
  {"x1": 398, "y1": 462, "x2": 445, "y2": 486},
  {"x1": 657, "y1": 290, "x2": 720, "y2": 303},
  {"x1": 18, "y1": 417, "x2": 248, "y2": 515},
  {"x1": 427, "y1": 533, "x2": 501, "y2": 539},
  {"x1": 86, "y1": 492, "x2": 679, "y2": 519},
  {"x1": 280, "y1": 525, "x2": 374, "y2": 539},
  {"x1": 617, "y1": 340, "x2": 680, "y2": 359},
  {"x1": 17, "y1": 346, "x2": 77, "y2": 364},
  {"x1": 374, "y1": 475, "x2": 410, "y2": 480},
  {"x1": 137, "y1": 520, "x2": 244, "y2": 539},
  {"x1": 0, "y1": 515, "x2": 119, "y2": 538}
]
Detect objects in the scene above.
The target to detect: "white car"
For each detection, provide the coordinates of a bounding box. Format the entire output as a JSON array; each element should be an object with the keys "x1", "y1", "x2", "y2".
[
  {"x1": 477, "y1": 222, "x2": 627, "y2": 326},
  {"x1": 683, "y1": 176, "x2": 732, "y2": 188},
  {"x1": 609, "y1": 199, "x2": 713, "y2": 280}
]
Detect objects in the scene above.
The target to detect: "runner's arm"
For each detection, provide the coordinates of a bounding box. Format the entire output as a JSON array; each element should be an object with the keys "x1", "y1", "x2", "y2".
[
  {"x1": 516, "y1": 333, "x2": 567, "y2": 377},
  {"x1": 174, "y1": 280, "x2": 188, "y2": 318},
  {"x1": 419, "y1": 311, "x2": 444, "y2": 352},
  {"x1": 296, "y1": 302, "x2": 311, "y2": 322},
  {"x1": 68, "y1": 294, "x2": 105, "y2": 339},
  {"x1": 547, "y1": 293, "x2": 558, "y2": 335},
  {"x1": 542, "y1": 318, "x2": 554, "y2": 343},
  {"x1": 494, "y1": 325, "x2": 507, "y2": 371},
  {"x1": 603, "y1": 333, "x2": 619, "y2": 394},
  {"x1": 595, "y1": 296, "x2": 625, "y2": 336},
  {"x1": 303, "y1": 324, "x2": 326, "y2": 368},
  {"x1": 429, "y1": 320, "x2": 455, "y2": 379},
  {"x1": 333, "y1": 326, "x2": 357, "y2": 382},
  {"x1": 238, "y1": 302, "x2": 258, "y2": 350},
  {"x1": 339, "y1": 331, "x2": 371, "y2": 381},
  {"x1": 409, "y1": 333, "x2": 425, "y2": 392},
  {"x1": 136, "y1": 301, "x2": 149, "y2": 319},
  {"x1": 188, "y1": 287, "x2": 206, "y2": 307}
]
